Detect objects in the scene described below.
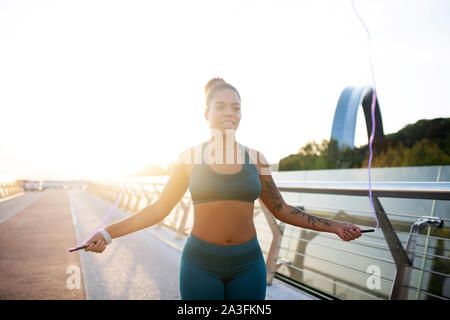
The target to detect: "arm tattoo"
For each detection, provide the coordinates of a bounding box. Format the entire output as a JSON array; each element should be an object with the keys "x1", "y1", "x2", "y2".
[
  {"x1": 260, "y1": 175, "x2": 332, "y2": 230},
  {"x1": 289, "y1": 206, "x2": 332, "y2": 229},
  {"x1": 262, "y1": 178, "x2": 284, "y2": 213}
]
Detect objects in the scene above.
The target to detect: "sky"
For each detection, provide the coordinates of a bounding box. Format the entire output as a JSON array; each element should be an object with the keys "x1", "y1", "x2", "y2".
[{"x1": 0, "y1": 0, "x2": 449, "y2": 180}]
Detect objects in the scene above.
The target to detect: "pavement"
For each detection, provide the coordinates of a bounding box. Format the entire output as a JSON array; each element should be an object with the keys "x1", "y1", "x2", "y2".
[
  {"x1": 0, "y1": 189, "x2": 317, "y2": 300},
  {"x1": 0, "y1": 189, "x2": 85, "y2": 299}
]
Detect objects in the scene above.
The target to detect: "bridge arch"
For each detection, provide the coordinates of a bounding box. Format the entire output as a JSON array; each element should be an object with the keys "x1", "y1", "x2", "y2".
[{"x1": 330, "y1": 85, "x2": 385, "y2": 149}]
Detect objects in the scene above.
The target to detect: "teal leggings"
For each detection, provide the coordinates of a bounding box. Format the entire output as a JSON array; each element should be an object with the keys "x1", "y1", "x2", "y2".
[{"x1": 179, "y1": 233, "x2": 267, "y2": 300}]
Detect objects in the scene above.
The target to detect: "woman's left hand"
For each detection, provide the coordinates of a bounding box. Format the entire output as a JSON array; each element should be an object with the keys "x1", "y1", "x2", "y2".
[{"x1": 334, "y1": 222, "x2": 362, "y2": 241}]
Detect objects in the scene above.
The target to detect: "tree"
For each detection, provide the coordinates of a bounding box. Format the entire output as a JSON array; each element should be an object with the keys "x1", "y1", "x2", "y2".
[{"x1": 279, "y1": 117, "x2": 450, "y2": 170}]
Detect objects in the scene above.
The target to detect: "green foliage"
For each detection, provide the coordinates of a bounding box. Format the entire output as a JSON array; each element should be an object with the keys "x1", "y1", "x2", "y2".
[{"x1": 279, "y1": 118, "x2": 450, "y2": 170}]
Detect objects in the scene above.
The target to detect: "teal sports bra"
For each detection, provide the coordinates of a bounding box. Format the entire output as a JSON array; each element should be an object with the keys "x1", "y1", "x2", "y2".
[{"x1": 189, "y1": 141, "x2": 262, "y2": 205}]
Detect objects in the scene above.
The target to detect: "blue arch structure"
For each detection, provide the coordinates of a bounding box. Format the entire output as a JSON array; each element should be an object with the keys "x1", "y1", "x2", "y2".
[{"x1": 331, "y1": 86, "x2": 385, "y2": 149}]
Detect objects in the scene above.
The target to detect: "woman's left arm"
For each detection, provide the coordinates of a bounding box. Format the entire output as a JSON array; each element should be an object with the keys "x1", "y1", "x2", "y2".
[{"x1": 256, "y1": 151, "x2": 361, "y2": 241}]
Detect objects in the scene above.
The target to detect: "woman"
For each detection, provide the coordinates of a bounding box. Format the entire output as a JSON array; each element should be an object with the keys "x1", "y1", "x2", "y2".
[{"x1": 82, "y1": 78, "x2": 362, "y2": 300}]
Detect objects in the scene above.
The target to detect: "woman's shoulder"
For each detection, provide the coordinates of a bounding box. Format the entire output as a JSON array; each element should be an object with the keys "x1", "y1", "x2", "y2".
[
  {"x1": 176, "y1": 142, "x2": 206, "y2": 166},
  {"x1": 240, "y1": 144, "x2": 270, "y2": 174}
]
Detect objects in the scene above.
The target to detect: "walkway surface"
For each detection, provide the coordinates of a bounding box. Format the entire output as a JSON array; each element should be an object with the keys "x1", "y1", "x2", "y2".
[
  {"x1": 0, "y1": 189, "x2": 317, "y2": 300},
  {"x1": 0, "y1": 190, "x2": 85, "y2": 299}
]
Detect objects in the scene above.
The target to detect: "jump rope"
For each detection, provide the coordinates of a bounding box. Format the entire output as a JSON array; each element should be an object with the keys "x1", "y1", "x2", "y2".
[
  {"x1": 68, "y1": 185, "x2": 125, "y2": 252},
  {"x1": 68, "y1": 1, "x2": 380, "y2": 252},
  {"x1": 350, "y1": 0, "x2": 380, "y2": 232}
]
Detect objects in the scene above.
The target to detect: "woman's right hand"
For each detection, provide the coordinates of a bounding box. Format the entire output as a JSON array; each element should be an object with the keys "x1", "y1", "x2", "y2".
[{"x1": 82, "y1": 232, "x2": 108, "y2": 253}]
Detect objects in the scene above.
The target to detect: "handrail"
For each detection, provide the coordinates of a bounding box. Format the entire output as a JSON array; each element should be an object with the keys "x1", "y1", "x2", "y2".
[
  {"x1": 275, "y1": 180, "x2": 447, "y2": 299},
  {"x1": 86, "y1": 178, "x2": 449, "y2": 300},
  {"x1": 276, "y1": 181, "x2": 450, "y2": 200},
  {"x1": 301, "y1": 204, "x2": 450, "y2": 222}
]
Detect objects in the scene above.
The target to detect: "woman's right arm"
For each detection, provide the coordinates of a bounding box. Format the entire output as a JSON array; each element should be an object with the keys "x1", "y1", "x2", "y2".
[{"x1": 83, "y1": 150, "x2": 191, "y2": 252}]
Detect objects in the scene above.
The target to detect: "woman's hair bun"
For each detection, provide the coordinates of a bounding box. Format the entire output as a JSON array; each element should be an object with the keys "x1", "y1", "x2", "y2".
[
  {"x1": 204, "y1": 77, "x2": 241, "y2": 108},
  {"x1": 205, "y1": 77, "x2": 226, "y2": 95}
]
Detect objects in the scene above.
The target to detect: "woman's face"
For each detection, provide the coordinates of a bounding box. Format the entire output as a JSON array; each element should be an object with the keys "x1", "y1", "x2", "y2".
[{"x1": 205, "y1": 88, "x2": 241, "y2": 135}]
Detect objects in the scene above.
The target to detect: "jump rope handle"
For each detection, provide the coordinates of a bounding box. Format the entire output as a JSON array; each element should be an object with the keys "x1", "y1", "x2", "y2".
[{"x1": 68, "y1": 243, "x2": 95, "y2": 253}]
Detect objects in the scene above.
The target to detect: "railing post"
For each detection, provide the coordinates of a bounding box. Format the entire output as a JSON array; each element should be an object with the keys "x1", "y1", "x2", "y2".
[
  {"x1": 119, "y1": 186, "x2": 129, "y2": 209},
  {"x1": 113, "y1": 185, "x2": 121, "y2": 202},
  {"x1": 371, "y1": 196, "x2": 412, "y2": 299},
  {"x1": 143, "y1": 187, "x2": 152, "y2": 206},
  {"x1": 258, "y1": 199, "x2": 284, "y2": 286},
  {"x1": 390, "y1": 216, "x2": 442, "y2": 299},
  {"x1": 106, "y1": 185, "x2": 113, "y2": 201},
  {"x1": 132, "y1": 186, "x2": 145, "y2": 212},
  {"x1": 0, "y1": 181, "x2": 24, "y2": 199},
  {"x1": 124, "y1": 186, "x2": 135, "y2": 212}
]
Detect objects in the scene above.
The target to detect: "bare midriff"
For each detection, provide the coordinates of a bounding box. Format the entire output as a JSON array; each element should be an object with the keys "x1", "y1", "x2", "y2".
[
  {"x1": 191, "y1": 200, "x2": 257, "y2": 245},
  {"x1": 186, "y1": 145, "x2": 259, "y2": 246}
]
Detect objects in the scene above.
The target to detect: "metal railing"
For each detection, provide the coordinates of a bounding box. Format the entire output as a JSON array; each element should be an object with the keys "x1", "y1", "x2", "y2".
[
  {"x1": 0, "y1": 181, "x2": 24, "y2": 200},
  {"x1": 273, "y1": 181, "x2": 449, "y2": 300},
  {"x1": 86, "y1": 179, "x2": 449, "y2": 300}
]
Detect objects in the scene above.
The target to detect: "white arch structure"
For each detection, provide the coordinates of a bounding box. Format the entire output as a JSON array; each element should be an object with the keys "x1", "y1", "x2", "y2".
[{"x1": 331, "y1": 85, "x2": 385, "y2": 149}]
